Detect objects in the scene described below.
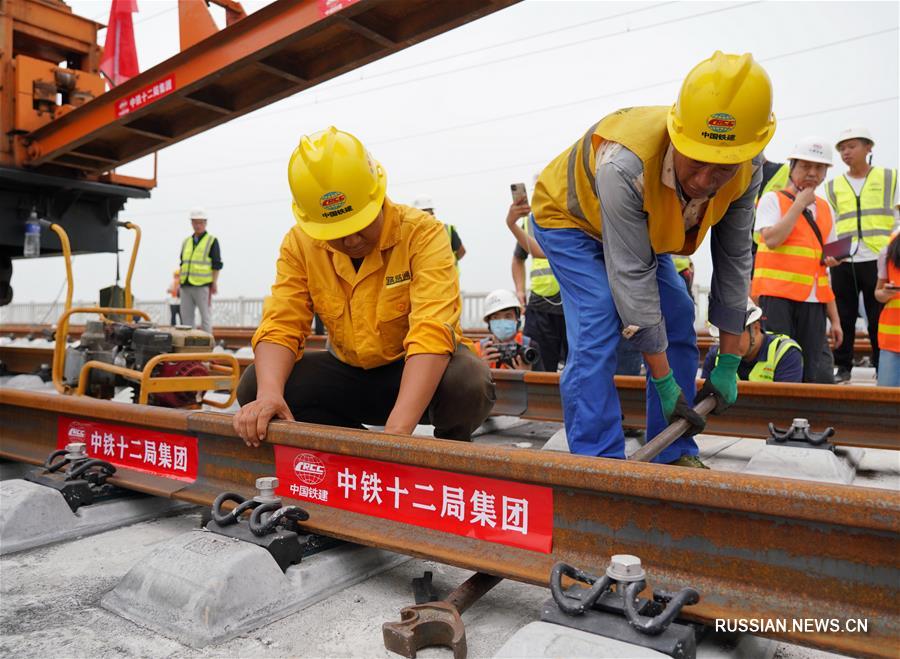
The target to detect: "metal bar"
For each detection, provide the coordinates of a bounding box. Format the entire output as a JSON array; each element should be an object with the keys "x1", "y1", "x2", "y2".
[
  {"x1": 629, "y1": 396, "x2": 717, "y2": 462},
  {"x1": 0, "y1": 389, "x2": 898, "y2": 657}
]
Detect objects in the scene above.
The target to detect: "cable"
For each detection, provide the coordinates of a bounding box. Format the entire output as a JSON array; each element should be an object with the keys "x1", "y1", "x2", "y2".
[{"x1": 165, "y1": 27, "x2": 897, "y2": 178}]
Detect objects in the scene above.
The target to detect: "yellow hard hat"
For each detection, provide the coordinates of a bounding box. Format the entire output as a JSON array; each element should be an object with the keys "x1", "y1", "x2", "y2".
[
  {"x1": 667, "y1": 51, "x2": 776, "y2": 165},
  {"x1": 287, "y1": 126, "x2": 387, "y2": 240}
]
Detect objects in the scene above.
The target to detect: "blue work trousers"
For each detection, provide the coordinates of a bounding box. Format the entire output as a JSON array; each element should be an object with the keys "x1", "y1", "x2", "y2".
[{"x1": 532, "y1": 223, "x2": 699, "y2": 462}]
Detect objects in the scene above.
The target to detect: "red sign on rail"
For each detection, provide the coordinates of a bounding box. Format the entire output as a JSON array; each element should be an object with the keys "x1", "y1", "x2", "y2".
[
  {"x1": 274, "y1": 446, "x2": 553, "y2": 553},
  {"x1": 317, "y1": 0, "x2": 359, "y2": 17},
  {"x1": 57, "y1": 415, "x2": 198, "y2": 482},
  {"x1": 114, "y1": 73, "x2": 176, "y2": 118}
]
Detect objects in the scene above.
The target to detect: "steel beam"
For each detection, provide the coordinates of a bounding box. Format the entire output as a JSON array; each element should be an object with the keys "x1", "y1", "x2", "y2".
[{"x1": 0, "y1": 388, "x2": 898, "y2": 657}]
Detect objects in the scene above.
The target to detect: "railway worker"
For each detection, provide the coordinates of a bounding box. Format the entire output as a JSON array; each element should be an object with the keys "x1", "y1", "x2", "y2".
[
  {"x1": 233, "y1": 127, "x2": 495, "y2": 446},
  {"x1": 474, "y1": 288, "x2": 544, "y2": 371},
  {"x1": 529, "y1": 51, "x2": 775, "y2": 468},
  {"x1": 825, "y1": 127, "x2": 899, "y2": 382},
  {"x1": 703, "y1": 299, "x2": 803, "y2": 383},
  {"x1": 751, "y1": 138, "x2": 843, "y2": 383},
  {"x1": 874, "y1": 232, "x2": 900, "y2": 386},
  {"x1": 179, "y1": 208, "x2": 222, "y2": 334}
]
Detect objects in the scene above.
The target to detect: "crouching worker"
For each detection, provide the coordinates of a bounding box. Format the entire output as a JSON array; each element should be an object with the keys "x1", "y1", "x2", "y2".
[
  {"x1": 234, "y1": 127, "x2": 495, "y2": 446},
  {"x1": 703, "y1": 299, "x2": 803, "y2": 383},
  {"x1": 474, "y1": 289, "x2": 544, "y2": 370}
]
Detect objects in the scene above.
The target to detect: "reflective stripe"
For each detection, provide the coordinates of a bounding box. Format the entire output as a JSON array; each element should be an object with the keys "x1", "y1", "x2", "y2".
[
  {"x1": 757, "y1": 244, "x2": 818, "y2": 259},
  {"x1": 881, "y1": 324, "x2": 900, "y2": 335},
  {"x1": 530, "y1": 267, "x2": 554, "y2": 277},
  {"x1": 579, "y1": 121, "x2": 600, "y2": 196},
  {"x1": 884, "y1": 168, "x2": 895, "y2": 209},
  {"x1": 747, "y1": 334, "x2": 800, "y2": 382},
  {"x1": 836, "y1": 208, "x2": 894, "y2": 221},
  {"x1": 754, "y1": 268, "x2": 814, "y2": 285}
]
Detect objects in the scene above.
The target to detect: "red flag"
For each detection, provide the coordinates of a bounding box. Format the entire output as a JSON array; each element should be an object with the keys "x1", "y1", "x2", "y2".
[{"x1": 100, "y1": 0, "x2": 140, "y2": 86}]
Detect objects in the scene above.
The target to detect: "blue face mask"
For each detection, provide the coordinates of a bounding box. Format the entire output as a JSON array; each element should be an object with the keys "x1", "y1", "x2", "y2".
[{"x1": 489, "y1": 319, "x2": 518, "y2": 341}]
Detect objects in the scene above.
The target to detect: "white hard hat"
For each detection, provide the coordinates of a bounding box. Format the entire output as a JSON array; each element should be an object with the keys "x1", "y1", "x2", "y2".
[
  {"x1": 412, "y1": 195, "x2": 434, "y2": 211},
  {"x1": 835, "y1": 126, "x2": 874, "y2": 148},
  {"x1": 189, "y1": 208, "x2": 208, "y2": 220},
  {"x1": 788, "y1": 137, "x2": 833, "y2": 166},
  {"x1": 708, "y1": 298, "x2": 763, "y2": 338},
  {"x1": 483, "y1": 289, "x2": 521, "y2": 321}
]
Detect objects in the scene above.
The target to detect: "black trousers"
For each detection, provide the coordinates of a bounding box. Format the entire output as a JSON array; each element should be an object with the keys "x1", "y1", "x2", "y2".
[
  {"x1": 237, "y1": 346, "x2": 496, "y2": 441},
  {"x1": 169, "y1": 304, "x2": 181, "y2": 326},
  {"x1": 759, "y1": 296, "x2": 829, "y2": 383},
  {"x1": 524, "y1": 308, "x2": 567, "y2": 372},
  {"x1": 830, "y1": 260, "x2": 882, "y2": 370}
]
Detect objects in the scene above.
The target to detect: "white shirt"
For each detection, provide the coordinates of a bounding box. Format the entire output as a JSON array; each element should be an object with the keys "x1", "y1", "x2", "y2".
[{"x1": 755, "y1": 190, "x2": 836, "y2": 303}]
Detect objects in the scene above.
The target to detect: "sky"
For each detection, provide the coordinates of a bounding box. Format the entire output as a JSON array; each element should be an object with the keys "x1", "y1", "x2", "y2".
[{"x1": 6, "y1": 0, "x2": 899, "y2": 312}]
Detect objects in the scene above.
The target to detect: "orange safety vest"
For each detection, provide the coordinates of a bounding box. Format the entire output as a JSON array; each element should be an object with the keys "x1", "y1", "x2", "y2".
[
  {"x1": 878, "y1": 259, "x2": 900, "y2": 353},
  {"x1": 751, "y1": 191, "x2": 835, "y2": 303}
]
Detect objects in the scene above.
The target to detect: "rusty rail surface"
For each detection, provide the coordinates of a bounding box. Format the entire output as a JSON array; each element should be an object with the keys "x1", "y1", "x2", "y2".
[
  {"x1": 1, "y1": 388, "x2": 898, "y2": 657},
  {"x1": 3, "y1": 346, "x2": 897, "y2": 448}
]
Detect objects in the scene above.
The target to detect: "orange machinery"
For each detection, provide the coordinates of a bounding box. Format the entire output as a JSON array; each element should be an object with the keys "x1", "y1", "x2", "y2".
[{"x1": 0, "y1": 0, "x2": 519, "y2": 303}]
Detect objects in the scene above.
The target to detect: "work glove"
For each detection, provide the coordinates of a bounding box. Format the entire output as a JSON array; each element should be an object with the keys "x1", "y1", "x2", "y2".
[
  {"x1": 696, "y1": 353, "x2": 741, "y2": 414},
  {"x1": 651, "y1": 370, "x2": 706, "y2": 436}
]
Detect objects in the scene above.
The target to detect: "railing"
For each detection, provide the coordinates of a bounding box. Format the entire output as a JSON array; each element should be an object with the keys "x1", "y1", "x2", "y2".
[{"x1": 0, "y1": 289, "x2": 712, "y2": 331}]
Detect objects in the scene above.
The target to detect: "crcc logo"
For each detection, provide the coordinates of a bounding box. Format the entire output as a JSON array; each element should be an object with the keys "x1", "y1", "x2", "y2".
[
  {"x1": 67, "y1": 425, "x2": 86, "y2": 440},
  {"x1": 293, "y1": 453, "x2": 326, "y2": 485}
]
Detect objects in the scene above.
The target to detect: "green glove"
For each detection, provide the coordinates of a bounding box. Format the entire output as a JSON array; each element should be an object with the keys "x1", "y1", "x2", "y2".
[
  {"x1": 697, "y1": 352, "x2": 741, "y2": 414},
  {"x1": 651, "y1": 370, "x2": 682, "y2": 421},
  {"x1": 652, "y1": 370, "x2": 706, "y2": 434}
]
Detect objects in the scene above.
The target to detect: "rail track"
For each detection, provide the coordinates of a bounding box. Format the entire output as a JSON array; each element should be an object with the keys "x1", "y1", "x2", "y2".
[{"x1": 1, "y1": 388, "x2": 897, "y2": 657}]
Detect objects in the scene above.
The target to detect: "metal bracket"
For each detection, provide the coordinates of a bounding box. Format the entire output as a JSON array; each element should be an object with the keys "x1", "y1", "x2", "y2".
[
  {"x1": 203, "y1": 477, "x2": 329, "y2": 572},
  {"x1": 24, "y1": 442, "x2": 133, "y2": 512},
  {"x1": 767, "y1": 418, "x2": 835, "y2": 450},
  {"x1": 543, "y1": 557, "x2": 699, "y2": 659}
]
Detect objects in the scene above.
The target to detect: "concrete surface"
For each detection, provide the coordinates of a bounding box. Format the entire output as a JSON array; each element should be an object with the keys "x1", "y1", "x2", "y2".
[
  {"x1": 102, "y1": 530, "x2": 410, "y2": 647},
  {"x1": 0, "y1": 478, "x2": 194, "y2": 555},
  {"x1": 744, "y1": 445, "x2": 863, "y2": 484}
]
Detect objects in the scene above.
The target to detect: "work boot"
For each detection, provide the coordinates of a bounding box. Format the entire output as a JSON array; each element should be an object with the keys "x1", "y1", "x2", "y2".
[
  {"x1": 667, "y1": 455, "x2": 709, "y2": 469},
  {"x1": 834, "y1": 366, "x2": 852, "y2": 384}
]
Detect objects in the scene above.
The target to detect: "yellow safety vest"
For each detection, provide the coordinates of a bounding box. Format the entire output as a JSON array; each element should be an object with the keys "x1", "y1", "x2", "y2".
[
  {"x1": 824, "y1": 167, "x2": 897, "y2": 255},
  {"x1": 715, "y1": 333, "x2": 800, "y2": 382},
  {"x1": 532, "y1": 106, "x2": 754, "y2": 255},
  {"x1": 180, "y1": 232, "x2": 216, "y2": 286},
  {"x1": 759, "y1": 162, "x2": 790, "y2": 199},
  {"x1": 524, "y1": 216, "x2": 560, "y2": 297}
]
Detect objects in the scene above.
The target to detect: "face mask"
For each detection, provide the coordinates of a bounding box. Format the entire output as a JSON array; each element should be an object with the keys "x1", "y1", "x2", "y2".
[{"x1": 489, "y1": 319, "x2": 518, "y2": 341}]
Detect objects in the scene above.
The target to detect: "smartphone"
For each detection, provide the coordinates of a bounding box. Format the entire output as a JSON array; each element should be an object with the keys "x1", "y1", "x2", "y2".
[{"x1": 510, "y1": 182, "x2": 527, "y2": 205}]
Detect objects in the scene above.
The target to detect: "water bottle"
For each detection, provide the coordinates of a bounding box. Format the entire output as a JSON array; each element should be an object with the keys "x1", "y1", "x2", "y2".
[{"x1": 23, "y1": 211, "x2": 41, "y2": 258}]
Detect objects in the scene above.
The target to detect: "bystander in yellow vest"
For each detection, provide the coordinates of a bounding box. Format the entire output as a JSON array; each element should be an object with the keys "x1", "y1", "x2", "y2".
[
  {"x1": 825, "y1": 167, "x2": 897, "y2": 255},
  {"x1": 751, "y1": 192, "x2": 834, "y2": 302},
  {"x1": 523, "y1": 217, "x2": 560, "y2": 297},
  {"x1": 532, "y1": 107, "x2": 754, "y2": 256},
  {"x1": 180, "y1": 233, "x2": 216, "y2": 285}
]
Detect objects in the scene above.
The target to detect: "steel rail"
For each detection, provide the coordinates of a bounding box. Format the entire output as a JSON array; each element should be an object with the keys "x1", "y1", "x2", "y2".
[
  {"x1": 0, "y1": 324, "x2": 871, "y2": 355},
  {"x1": 3, "y1": 346, "x2": 897, "y2": 448},
  {"x1": 0, "y1": 388, "x2": 898, "y2": 657},
  {"x1": 493, "y1": 371, "x2": 900, "y2": 450}
]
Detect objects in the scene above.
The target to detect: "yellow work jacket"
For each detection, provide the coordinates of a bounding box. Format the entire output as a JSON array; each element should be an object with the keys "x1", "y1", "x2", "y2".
[
  {"x1": 532, "y1": 106, "x2": 754, "y2": 255},
  {"x1": 252, "y1": 199, "x2": 469, "y2": 369}
]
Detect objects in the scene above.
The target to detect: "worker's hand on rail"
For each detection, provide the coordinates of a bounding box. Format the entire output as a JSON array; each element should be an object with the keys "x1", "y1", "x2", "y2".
[
  {"x1": 233, "y1": 394, "x2": 294, "y2": 447},
  {"x1": 696, "y1": 353, "x2": 740, "y2": 414},
  {"x1": 652, "y1": 370, "x2": 706, "y2": 435}
]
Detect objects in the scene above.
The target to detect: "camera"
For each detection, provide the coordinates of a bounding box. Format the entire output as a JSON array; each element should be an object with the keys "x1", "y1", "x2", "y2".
[{"x1": 495, "y1": 341, "x2": 539, "y2": 368}]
